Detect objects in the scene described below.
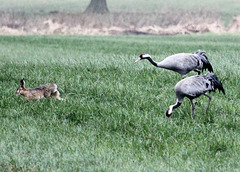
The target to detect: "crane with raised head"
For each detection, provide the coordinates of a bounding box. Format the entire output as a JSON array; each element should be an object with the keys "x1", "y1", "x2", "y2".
[
  {"x1": 166, "y1": 73, "x2": 225, "y2": 119},
  {"x1": 135, "y1": 50, "x2": 213, "y2": 78}
]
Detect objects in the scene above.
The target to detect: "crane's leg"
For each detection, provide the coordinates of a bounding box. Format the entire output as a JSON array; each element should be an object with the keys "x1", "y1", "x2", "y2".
[
  {"x1": 190, "y1": 99, "x2": 195, "y2": 119},
  {"x1": 203, "y1": 93, "x2": 212, "y2": 113},
  {"x1": 194, "y1": 70, "x2": 201, "y2": 75}
]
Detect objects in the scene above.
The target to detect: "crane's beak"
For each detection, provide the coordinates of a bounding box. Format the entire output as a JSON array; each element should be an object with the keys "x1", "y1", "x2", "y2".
[{"x1": 134, "y1": 57, "x2": 141, "y2": 63}]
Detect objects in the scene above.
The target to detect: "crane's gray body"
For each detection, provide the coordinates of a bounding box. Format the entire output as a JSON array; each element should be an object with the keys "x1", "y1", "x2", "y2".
[
  {"x1": 174, "y1": 75, "x2": 212, "y2": 102},
  {"x1": 157, "y1": 53, "x2": 203, "y2": 76}
]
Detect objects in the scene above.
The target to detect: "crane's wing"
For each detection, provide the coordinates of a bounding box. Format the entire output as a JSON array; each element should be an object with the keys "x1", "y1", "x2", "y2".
[
  {"x1": 204, "y1": 73, "x2": 225, "y2": 94},
  {"x1": 194, "y1": 50, "x2": 213, "y2": 72}
]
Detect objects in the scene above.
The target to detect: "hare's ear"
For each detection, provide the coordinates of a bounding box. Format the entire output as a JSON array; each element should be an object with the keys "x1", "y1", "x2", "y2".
[{"x1": 20, "y1": 78, "x2": 25, "y2": 88}]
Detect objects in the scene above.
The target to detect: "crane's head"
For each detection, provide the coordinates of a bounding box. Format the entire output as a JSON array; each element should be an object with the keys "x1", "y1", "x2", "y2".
[
  {"x1": 166, "y1": 105, "x2": 174, "y2": 119},
  {"x1": 135, "y1": 54, "x2": 151, "y2": 63}
]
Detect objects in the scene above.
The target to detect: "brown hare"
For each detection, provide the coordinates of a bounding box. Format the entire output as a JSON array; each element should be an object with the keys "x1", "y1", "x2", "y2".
[{"x1": 16, "y1": 78, "x2": 63, "y2": 100}]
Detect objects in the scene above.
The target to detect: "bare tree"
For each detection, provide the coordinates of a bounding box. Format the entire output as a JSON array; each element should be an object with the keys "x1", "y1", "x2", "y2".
[{"x1": 84, "y1": 0, "x2": 109, "y2": 14}]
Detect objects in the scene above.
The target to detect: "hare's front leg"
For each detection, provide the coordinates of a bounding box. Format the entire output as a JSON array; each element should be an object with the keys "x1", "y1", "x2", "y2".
[{"x1": 55, "y1": 91, "x2": 64, "y2": 101}]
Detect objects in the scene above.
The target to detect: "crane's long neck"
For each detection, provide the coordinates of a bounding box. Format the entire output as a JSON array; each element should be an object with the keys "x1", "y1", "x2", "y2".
[
  {"x1": 166, "y1": 99, "x2": 182, "y2": 118},
  {"x1": 170, "y1": 101, "x2": 182, "y2": 112},
  {"x1": 147, "y1": 57, "x2": 159, "y2": 67}
]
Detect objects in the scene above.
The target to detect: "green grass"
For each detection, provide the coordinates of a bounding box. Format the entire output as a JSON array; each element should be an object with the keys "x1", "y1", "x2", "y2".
[{"x1": 0, "y1": 34, "x2": 240, "y2": 171}]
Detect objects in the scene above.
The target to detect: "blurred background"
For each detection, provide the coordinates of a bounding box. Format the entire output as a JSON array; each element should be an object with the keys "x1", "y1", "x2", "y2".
[{"x1": 0, "y1": 0, "x2": 239, "y2": 35}]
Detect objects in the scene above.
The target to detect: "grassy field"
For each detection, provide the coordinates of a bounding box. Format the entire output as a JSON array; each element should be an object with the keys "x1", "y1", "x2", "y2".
[{"x1": 0, "y1": 34, "x2": 240, "y2": 171}]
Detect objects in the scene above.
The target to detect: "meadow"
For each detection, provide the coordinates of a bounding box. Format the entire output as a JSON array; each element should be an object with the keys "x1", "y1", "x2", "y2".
[{"x1": 0, "y1": 34, "x2": 240, "y2": 171}]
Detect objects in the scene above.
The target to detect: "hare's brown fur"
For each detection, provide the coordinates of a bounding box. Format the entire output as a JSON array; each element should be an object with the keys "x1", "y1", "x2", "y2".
[{"x1": 16, "y1": 79, "x2": 63, "y2": 100}]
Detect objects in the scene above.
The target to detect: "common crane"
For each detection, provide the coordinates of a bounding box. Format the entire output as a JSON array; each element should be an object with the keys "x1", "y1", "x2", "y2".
[
  {"x1": 166, "y1": 73, "x2": 225, "y2": 119},
  {"x1": 135, "y1": 50, "x2": 213, "y2": 78}
]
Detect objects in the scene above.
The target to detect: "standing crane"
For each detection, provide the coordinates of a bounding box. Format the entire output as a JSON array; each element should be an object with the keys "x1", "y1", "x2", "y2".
[
  {"x1": 135, "y1": 50, "x2": 213, "y2": 78},
  {"x1": 166, "y1": 73, "x2": 225, "y2": 119}
]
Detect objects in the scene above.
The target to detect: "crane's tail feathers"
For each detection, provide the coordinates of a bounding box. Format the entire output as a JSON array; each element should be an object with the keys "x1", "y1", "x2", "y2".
[
  {"x1": 206, "y1": 73, "x2": 225, "y2": 95},
  {"x1": 194, "y1": 50, "x2": 214, "y2": 73}
]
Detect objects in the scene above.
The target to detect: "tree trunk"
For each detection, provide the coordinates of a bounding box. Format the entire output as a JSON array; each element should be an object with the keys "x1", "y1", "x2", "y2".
[{"x1": 84, "y1": 0, "x2": 109, "y2": 14}]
